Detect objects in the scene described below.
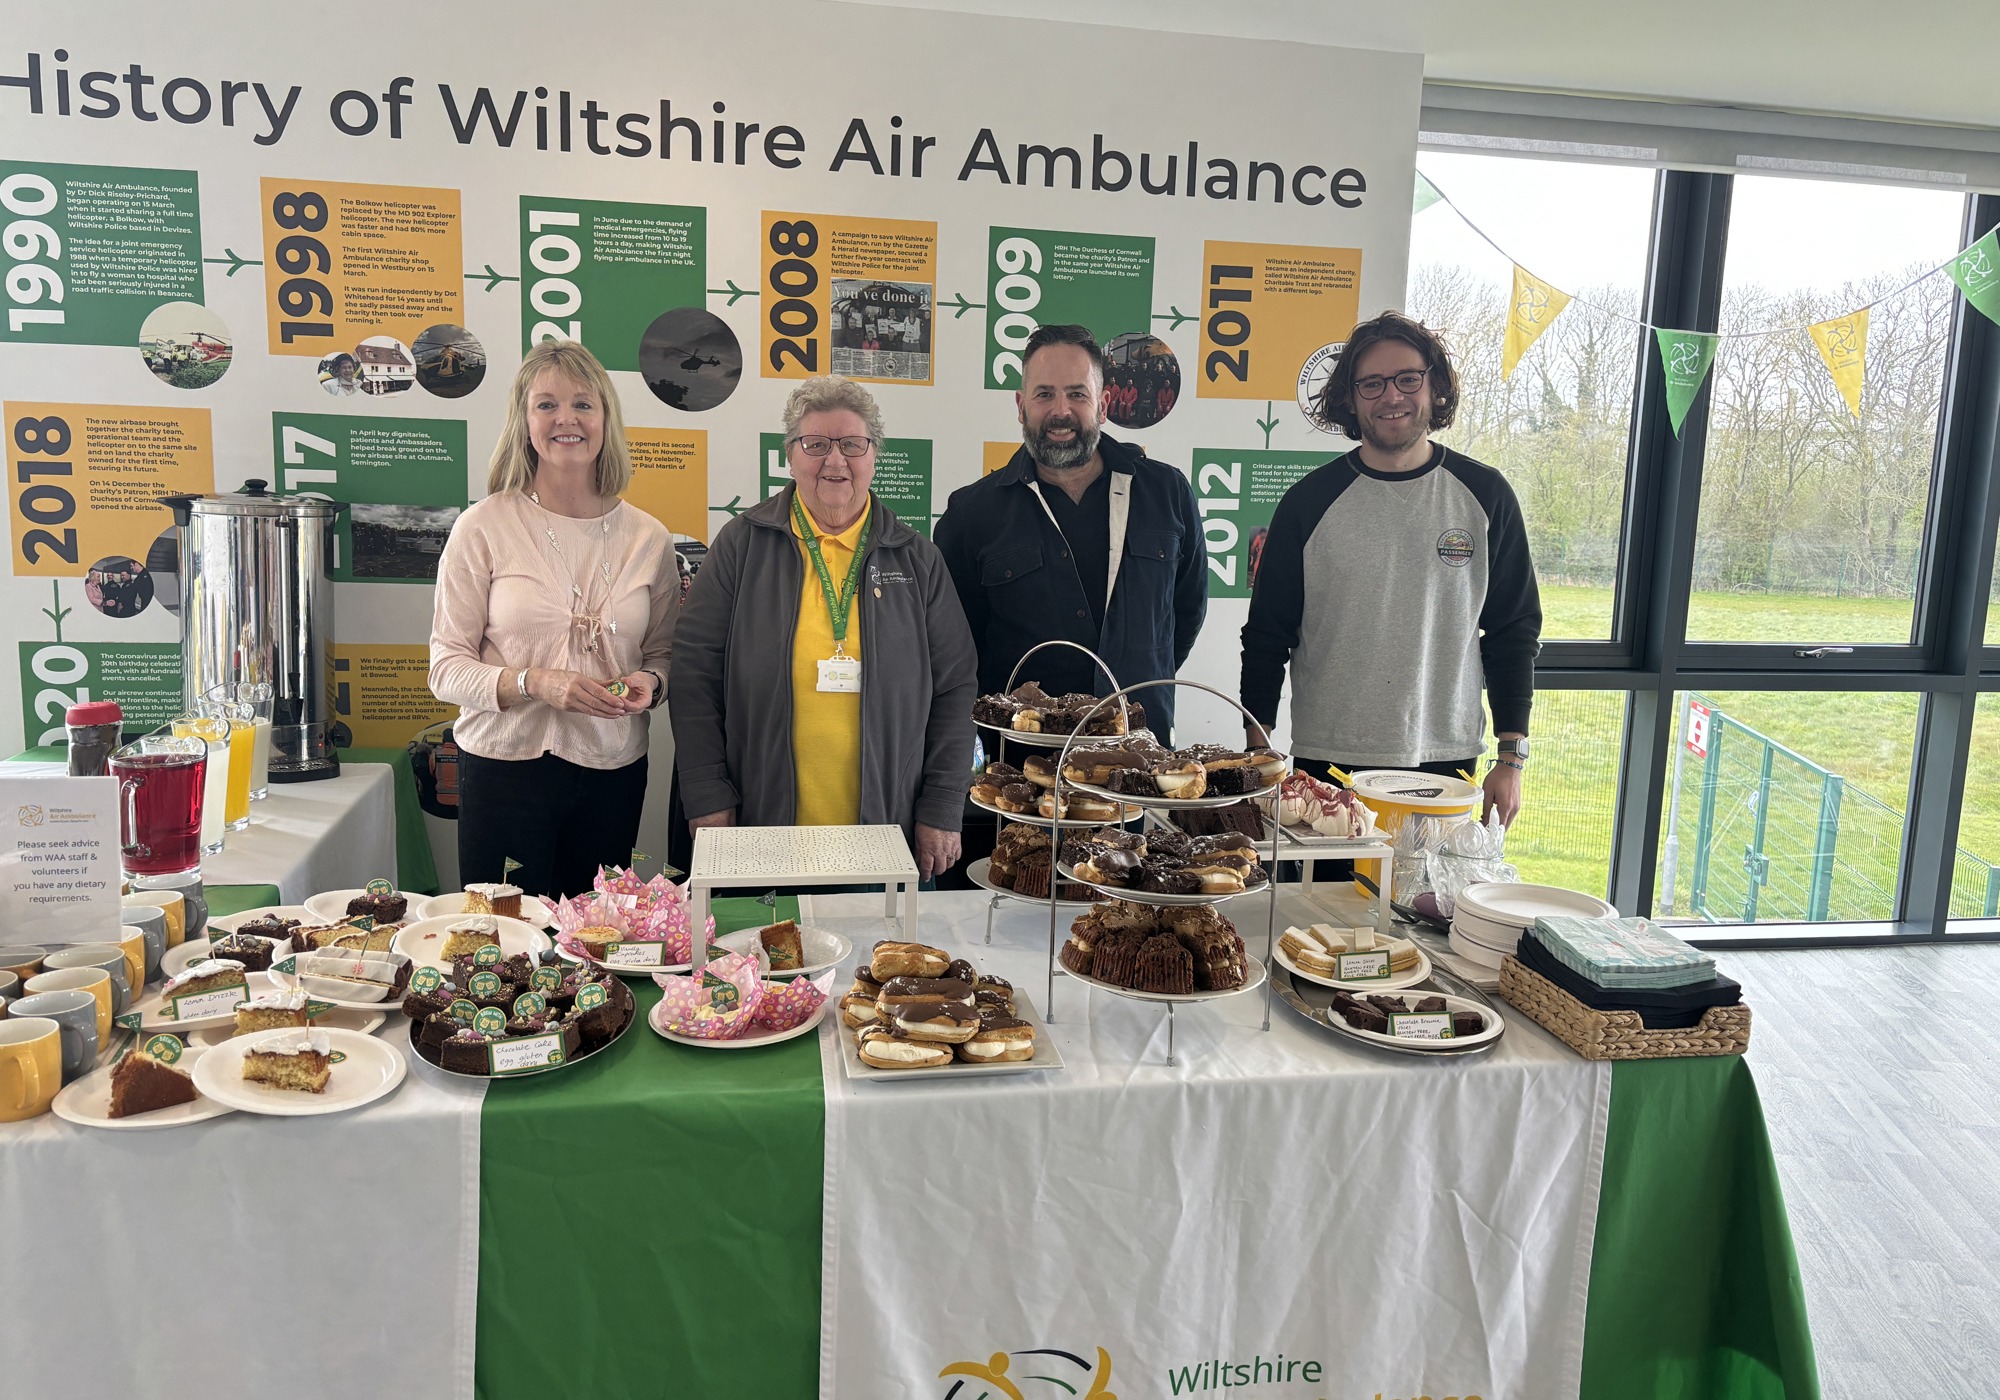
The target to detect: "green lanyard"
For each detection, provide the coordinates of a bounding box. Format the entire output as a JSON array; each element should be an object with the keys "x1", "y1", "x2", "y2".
[{"x1": 792, "y1": 492, "x2": 870, "y2": 654}]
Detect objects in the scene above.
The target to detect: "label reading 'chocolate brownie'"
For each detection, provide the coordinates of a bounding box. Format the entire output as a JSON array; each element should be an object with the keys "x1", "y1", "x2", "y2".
[{"x1": 1387, "y1": 1012, "x2": 1454, "y2": 1041}]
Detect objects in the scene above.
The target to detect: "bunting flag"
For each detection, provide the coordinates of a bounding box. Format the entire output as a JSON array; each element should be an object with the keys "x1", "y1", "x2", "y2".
[
  {"x1": 1947, "y1": 228, "x2": 2000, "y2": 326},
  {"x1": 1500, "y1": 265, "x2": 1572, "y2": 380},
  {"x1": 1808, "y1": 309, "x2": 1869, "y2": 418},
  {"x1": 1413, "y1": 171, "x2": 1443, "y2": 216},
  {"x1": 1656, "y1": 329, "x2": 1719, "y2": 437}
]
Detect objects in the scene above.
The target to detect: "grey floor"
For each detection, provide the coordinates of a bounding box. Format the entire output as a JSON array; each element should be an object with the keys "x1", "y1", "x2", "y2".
[{"x1": 1727, "y1": 940, "x2": 2000, "y2": 1398}]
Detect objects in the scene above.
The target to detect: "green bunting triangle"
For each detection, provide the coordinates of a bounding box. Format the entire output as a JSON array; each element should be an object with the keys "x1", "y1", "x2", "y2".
[
  {"x1": 1656, "y1": 329, "x2": 1718, "y2": 437},
  {"x1": 1946, "y1": 228, "x2": 2000, "y2": 327},
  {"x1": 1413, "y1": 171, "x2": 1443, "y2": 216}
]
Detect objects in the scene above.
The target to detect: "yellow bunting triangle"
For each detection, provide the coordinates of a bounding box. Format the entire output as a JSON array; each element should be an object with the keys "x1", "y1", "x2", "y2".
[
  {"x1": 1808, "y1": 309, "x2": 1869, "y2": 418},
  {"x1": 1500, "y1": 265, "x2": 1572, "y2": 380}
]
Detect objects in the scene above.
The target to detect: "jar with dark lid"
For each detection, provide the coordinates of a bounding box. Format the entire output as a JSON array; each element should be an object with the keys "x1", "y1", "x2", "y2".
[{"x1": 66, "y1": 700, "x2": 123, "y2": 777}]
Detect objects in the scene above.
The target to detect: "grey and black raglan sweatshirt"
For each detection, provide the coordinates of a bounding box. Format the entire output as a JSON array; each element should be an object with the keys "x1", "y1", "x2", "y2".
[{"x1": 1239, "y1": 445, "x2": 1541, "y2": 766}]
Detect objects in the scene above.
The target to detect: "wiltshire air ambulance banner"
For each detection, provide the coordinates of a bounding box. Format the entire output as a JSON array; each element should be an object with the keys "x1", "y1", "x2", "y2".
[{"x1": 0, "y1": 0, "x2": 1416, "y2": 791}]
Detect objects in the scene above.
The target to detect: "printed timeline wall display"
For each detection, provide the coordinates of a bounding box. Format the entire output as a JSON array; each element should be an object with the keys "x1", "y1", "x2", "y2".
[{"x1": 0, "y1": 0, "x2": 1417, "y2": 905}]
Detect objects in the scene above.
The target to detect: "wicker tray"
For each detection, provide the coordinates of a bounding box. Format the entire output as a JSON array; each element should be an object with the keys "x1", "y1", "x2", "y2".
[{"x1": 1499, "y1": 957, "x2": 1751, "y2": 1060}]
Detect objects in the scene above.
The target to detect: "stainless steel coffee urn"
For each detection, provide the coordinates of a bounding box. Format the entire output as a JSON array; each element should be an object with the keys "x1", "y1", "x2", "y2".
[{"x1": 163, "y1": 480, "x2": 348, "y2": 782}]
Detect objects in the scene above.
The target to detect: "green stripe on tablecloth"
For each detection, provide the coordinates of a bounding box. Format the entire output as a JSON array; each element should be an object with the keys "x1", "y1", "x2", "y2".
[
  {"x1": 1582, "y1": 1057, "x2": 1819, "y2": 1400},
  {"x1": 475, "y1": 897, "x2": 823, "y2": 1400},
  {"x1": 206, "y1": 884, "x2": 283, "y2": 917},
  {"x1": 13, "y1": 744, "x2": 438, "y2": 895}
]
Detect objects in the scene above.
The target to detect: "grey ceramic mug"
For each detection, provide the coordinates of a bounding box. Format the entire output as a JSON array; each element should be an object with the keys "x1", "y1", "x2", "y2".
[
  {"x1": 133, "y1": 872, "x2": 207, "y2": 940},
  {"x1": 121, "y1": 906, "x2": 168, "y2": 982},
  {"x1": 8, "y1": 989, "x2": 99, "y2": 1082},
  {"x1": 43, "y1": 944, "x2": 131, "y2": 1015}
]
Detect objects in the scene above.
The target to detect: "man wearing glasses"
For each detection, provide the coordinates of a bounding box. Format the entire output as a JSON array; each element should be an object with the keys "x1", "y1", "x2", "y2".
[
  {"x1": 935, "y1": 323, "x2": 1209, "y2": 741},
  {"x1": 1240, "y1": 311, "x2": 1541, "y2": 825}
]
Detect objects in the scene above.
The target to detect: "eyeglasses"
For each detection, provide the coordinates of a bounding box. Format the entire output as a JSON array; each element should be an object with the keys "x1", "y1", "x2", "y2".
[
  {"x1": 1354, "y1": 369, "x2": 1430, "y2": 399},
  {"x1": 787, "y1": 434, "x2": 877, "y2": 458}
]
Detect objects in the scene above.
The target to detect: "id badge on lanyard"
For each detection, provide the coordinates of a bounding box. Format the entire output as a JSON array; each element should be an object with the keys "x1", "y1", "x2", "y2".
[
  {"x1": 817, "y1": 653, "x2": 862, "y2": 692},
  {"x1": 796, "y1": 493, "x2": 869, "y2": 694}
]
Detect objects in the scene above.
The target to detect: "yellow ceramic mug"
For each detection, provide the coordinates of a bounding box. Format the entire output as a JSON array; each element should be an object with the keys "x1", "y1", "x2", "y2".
[
  {"x1": 117, "y1": 930, "x2": 147, "y2": 996},
  {"x1": 0, "y1": 1017, "x2": 62, "y2": 1121},
  {"x1": 124, "y1": 892, "x2": 185, "y2": 948},
  {"x1": 25, "y1": 968, "x2": 113, "y2": 1045}
]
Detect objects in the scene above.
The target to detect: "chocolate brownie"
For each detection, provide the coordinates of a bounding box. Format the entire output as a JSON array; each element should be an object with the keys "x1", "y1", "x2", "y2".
[{"x1": 1135, "y1": 935, "x2": 1195, "y2": 995}]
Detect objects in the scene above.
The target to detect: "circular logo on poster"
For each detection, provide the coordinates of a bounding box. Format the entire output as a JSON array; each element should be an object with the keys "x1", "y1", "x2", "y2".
[
  {"x1": 1296, "y1": 341, "x2": 1351, "y2": 437},
  {"x1": 1436, "y1": 528, "x2": 1475, "y2": 567}
]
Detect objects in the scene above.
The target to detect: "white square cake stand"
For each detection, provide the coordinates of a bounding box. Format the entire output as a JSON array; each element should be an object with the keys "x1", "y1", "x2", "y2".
[{"x1": 687, "y1": 824, "x2": 921, "y2": 969}]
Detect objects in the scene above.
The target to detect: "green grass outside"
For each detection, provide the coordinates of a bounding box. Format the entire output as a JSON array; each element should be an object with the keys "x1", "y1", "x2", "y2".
[{"x1": 1512, "y1": 584, "x2": 2000, "y2": 915}]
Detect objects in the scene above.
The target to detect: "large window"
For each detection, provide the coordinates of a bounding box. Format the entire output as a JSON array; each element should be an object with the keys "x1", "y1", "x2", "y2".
[
  {"x1": 1686, "y1": 175, "x2": 1965, "y2": 646},
  {"x1": 1400, "y1": 142, "x2": 1996, "y2": 941},
  {"x1": 1654, "y1": 691, "x2": 1919, "y2": 926},
  {"x1": 1409, "y1": 152, "x2": 1657, "y2": 643}
]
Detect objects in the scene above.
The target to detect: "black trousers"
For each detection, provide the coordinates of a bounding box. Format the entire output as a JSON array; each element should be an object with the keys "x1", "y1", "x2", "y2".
[{"x1": 457, "y1": 750, "x2": 649, "y2": 901}]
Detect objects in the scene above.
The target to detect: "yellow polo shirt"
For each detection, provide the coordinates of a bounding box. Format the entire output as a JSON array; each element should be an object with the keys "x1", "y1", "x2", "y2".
[{"x1": 791, "y1": 497, "x2": 870, "y2": 826}]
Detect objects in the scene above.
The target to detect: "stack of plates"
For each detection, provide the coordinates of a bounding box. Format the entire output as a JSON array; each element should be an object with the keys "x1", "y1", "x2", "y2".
[{"x1": 1448, "y1": 882, "x2": 1615, "y2": 969}]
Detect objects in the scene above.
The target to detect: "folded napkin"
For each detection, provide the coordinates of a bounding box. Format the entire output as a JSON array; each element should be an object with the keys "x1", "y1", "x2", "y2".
[
  {"x1": 1531, "y1": 915, "x2": 1714, "y2": 989},
  {"x1": 1516, "y1": 933, "x2": 1739, "y2": 1029}
]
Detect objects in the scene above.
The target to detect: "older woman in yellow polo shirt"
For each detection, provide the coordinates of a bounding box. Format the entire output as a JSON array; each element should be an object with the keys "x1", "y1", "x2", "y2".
[{"x1": 669, "y1": 377, "x2": 979, "y2": 878}]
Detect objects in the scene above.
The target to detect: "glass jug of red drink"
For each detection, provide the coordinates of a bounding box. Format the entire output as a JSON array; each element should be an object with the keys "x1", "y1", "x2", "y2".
[{"x1": 109, "y1": 735, "x2": 207, "y2": 877}]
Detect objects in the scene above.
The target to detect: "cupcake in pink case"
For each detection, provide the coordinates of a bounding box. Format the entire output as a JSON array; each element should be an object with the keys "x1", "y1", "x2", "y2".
[
  {"x1": 751, "y1": 969, "x2": 836, "y2": 1031},
  {"x1": 551, "y1": 892, "x2": 656, "y2": 961},
  {"x1": 654, "y1": 952, "x2": 764, "y2": 1038}
]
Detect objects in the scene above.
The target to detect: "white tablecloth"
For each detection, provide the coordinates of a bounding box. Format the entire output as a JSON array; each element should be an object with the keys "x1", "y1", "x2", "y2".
[
  {"x1": 809, "y1": 887, "x2": 1612, "y2": 1400},
  {"x1": 0, "y1": 758, "x2": 400, "y2": 906},
  {"x1": 0, "y1": 1023, "x2": 485, "y2": 1400}
]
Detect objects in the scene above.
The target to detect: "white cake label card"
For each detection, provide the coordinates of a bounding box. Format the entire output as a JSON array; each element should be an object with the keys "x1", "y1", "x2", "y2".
[
  {"x1": 490, "y1": 1032, "x2": 566, "y2": 1075},
  {"x1": 1335, "y1": 951, "x2": 1391, "y2": 981},
  {"x1": 1387, "y1": 1012, "x2": 1454, "y2": 1040},
  {"x1": 603, "y1": 941, "x2": 667, "y2": 968},
  {"x1": 816, "y1": 656, "x2": 862, "y2": 693},
  {"x1": 171, "y1": 986, "x2": 248, "y2": 1020}
]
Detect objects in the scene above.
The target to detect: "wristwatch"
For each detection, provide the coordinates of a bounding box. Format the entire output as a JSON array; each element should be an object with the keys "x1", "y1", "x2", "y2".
[{"x1": 1497, "y1": 737, "x2": 1529, "y2": 759}]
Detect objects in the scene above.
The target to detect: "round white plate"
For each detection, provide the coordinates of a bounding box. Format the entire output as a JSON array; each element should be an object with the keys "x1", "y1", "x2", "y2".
[
  {"x1": 266, "y1": 955, "x2": 413, "y2": 1011},
  {"x1": 970, "y1": 794, "x2": 1145, "y2": 829},
  {"x1": 392, "y1": 915, "x2": 552, "y2": 975},
  {"x1": 205, "y1": 905, "x2": 316, "y2": 939},
  {"x1": 51, "y1": 1044, "x2": 236, "y2": 1130},
  {"x1": 974, "y1": 719, "x2": 1153, "y2": 748},
  {"x1": 162, "y1": 933, "x2": 295, "y2": 983},
  {"x1": 1272, "y1": 938, "x2": 1433, "y2": 992},
  {"x1": 1451, "y1": 907, "x2": 1525, "y2": 952},
  {"x1": 416, "y1": 891, "x2": 555, "y2": 927},
  {"x1": 1448, "y1": 926, "x2": 1509, "y2": 970},
  {"x1": 1054, "y1": 860, "x2": 1269, "y2": 906},
  {"x1": 965, "y1": 857, "x2": 1098, "y2": 906},
  {"x1": 1453, "y1": 881, "x2": 1614, "y2": 928},
  {"x1": 1061, "y1": 776, "x2": 1281, "y2": 811},
  {"x1": 713, "y1": 925, "x2": 852, "y2": 978},
  {"x1": 128, "y1": 973, "x2": 258, "y2": 1033},
  {"x1": 1064, "y1": 952, "x2": 1268, "y2": 1004},
  {"x1": 1319, "y1": 988, "x2": 1504, "y2": 1055},
  {"x1": 649, "y1": 994, "x2": 831, "y2": 1049},
  {"x1": 191, "y1": 1027, "x2": 406, "y2": 1116},
  {"x1": 187, "y1": 972, "x2": 386, "y2": 1045},
  {"x1": 303, "y1": 888, "x2": 423, "y2": 924}
]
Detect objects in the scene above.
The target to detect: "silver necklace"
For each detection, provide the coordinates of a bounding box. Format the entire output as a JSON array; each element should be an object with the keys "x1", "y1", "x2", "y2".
[{"x1": 530, "y1": 491, "x2": 617, "y2": 653}]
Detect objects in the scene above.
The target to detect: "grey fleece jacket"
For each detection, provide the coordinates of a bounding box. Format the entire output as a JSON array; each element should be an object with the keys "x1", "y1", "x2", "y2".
[{"x1": 669, "y1": 487, "x2": 979, "y2": 838}]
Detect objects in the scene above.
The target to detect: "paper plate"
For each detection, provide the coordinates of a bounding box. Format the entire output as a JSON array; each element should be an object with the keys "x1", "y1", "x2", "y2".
[
  {"x1": 650, "y1": 995, "x2": 831, "y2": 1050},
  {"x1": 415, "y1": 891, "x2": 555, "y2": 927},
  {"x1": 713, "y1": 925, "x2": 852, "y2": 979},
  {"x1": 187, "y1": 974, "x2": 386, "y2": 1046},
  {"x1": 204, "y1": 905, "x2": 317, "y2": 939},
  {"x1": 1063, "y1": 953, "x2": 1268, "y2": 1004},
  {"x1": 303, "y1": 888, "x2": 424, "y2": 924},
  {"x1": 191, "y1": 1027, "x2": 406, "y2": 1116},
  {"x1": 51, "y1": 1044, "x2": 236, "y2": 1130},
  {"x1": 1453, "y1": 882, "x2": 1614, "y2": 929},
  {"x1": 1271, "y1": 938, "x2": 1432, "y2": 992},
  {"x1": 970, "y1": 794, "x2": 1146, "y2": 829},
  {"x1": 1316, "y1": 987, "x2": 1505, "y2": 1056},
  {"x1": 1054, "y1": 860, "x2": 1268, "y2": 906},
  {"x1": 391, "y1": 915, "x2": 552, "y2": 975}
]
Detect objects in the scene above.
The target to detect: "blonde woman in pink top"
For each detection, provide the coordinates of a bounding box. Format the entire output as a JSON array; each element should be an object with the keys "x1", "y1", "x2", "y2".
[{"x1": 428, "y1": 341, "x2": 678, "y2": 898}]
